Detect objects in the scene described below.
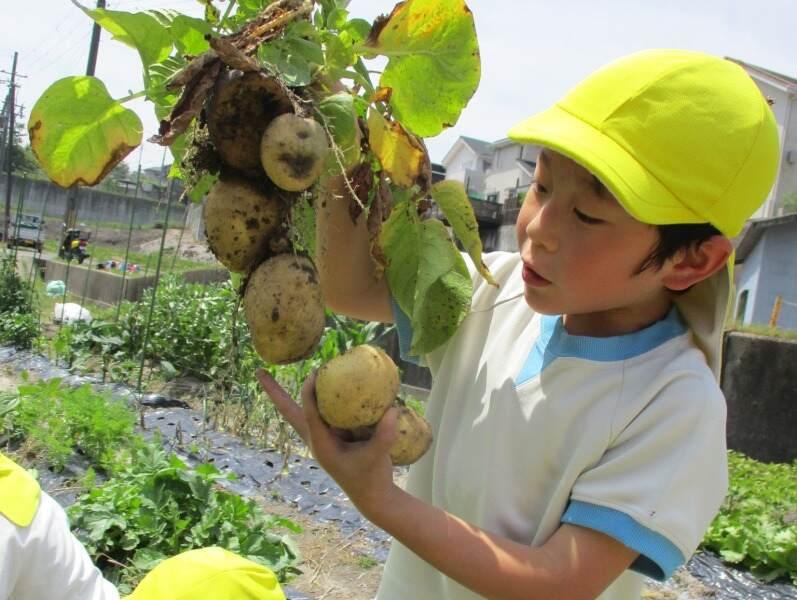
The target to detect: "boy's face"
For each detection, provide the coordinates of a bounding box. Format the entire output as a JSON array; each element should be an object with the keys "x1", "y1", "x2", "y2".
[{"x1": 516, "y1": 149, "x2": 674, "y2": 336}]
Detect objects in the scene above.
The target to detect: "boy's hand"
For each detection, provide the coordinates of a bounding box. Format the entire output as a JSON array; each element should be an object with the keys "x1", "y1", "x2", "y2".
[{"x1": 256, "y1": 369, "x2": 400, "y2": 518}]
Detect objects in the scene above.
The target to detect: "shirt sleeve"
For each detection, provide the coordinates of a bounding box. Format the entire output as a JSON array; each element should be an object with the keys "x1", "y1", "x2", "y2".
[
  {"x1": 562, "y1": 373, "x2": 729, "y2": 581},
  {"x1": 1, "y1": 491, "x2": 120, "y2": 600}
]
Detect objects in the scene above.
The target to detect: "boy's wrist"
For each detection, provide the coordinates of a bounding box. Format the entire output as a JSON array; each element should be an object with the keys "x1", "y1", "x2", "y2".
[{"x1": 354, "y1": 480, "x2": 406, "y2": 525}]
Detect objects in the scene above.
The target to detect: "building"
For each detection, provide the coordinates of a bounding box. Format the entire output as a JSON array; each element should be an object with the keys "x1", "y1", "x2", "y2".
[
  {"x1": 734, "y1": 214, "x2": 797, "y2": 330},
  {"x1": 439, "y1": 136, "x2": 541, "y2": 251},
  {"x1": 729, "y1": 59, "x2": 797, "y2": 219}
]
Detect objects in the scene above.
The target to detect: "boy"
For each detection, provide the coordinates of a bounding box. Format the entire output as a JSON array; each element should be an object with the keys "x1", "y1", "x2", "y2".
[{"x1": 257, "y1": 49, "x2": 780, "y2": 599}]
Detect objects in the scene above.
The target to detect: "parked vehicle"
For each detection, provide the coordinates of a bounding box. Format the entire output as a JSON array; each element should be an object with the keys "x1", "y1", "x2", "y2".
[
  {"x1": 5, "y1": 214, "x2": 44, "y2": 253},
  {"x1": 58, "y1": 228, "x2": 91, "y2": 264}
]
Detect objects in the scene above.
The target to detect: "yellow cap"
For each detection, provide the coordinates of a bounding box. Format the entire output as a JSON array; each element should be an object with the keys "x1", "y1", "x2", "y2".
[
  {"x1": 508, "y1": 49, "x2": 780, "y2": 237},
  {"x1": 125, "y1": 547, "x2": 286, "y2": 600},
  {"x1": 0, "y1": 452, "x2": 41, "y2": 528}
]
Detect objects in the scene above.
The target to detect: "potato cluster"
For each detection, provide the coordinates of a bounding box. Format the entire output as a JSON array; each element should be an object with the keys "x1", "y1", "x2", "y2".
[
  {"x1": 316, "y1": 345, "x2": 433, "y2": 465},
  {"x1": 200, "y1": 71, "x2": 331, "y2": 364}
]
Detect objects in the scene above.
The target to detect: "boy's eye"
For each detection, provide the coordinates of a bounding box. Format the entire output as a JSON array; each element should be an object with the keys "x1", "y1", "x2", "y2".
[
  {"x1": 574, "y1": 208, "x2": 604, "y2": 225},
  {"x1": 531, "y1": 181, "x2": 548, "y2": 194}
]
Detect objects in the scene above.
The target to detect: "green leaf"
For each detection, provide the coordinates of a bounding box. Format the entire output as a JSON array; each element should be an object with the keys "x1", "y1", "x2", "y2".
[
  {"x1": 380, "y1": 200, "x2": 420, "y2": 317},
  {"x1": 364, "y1": 0, "x2": 480, "y2": 137},
  {"x1": 380, "y1": 201, "x2": 472, "y2": 354},
  {"x1": 318, "y1": 92, "x2": 361, "y2": 169},
  {"x1": 170, "y1": 15, "x2": 212, "y2": 56},
  {"x1": 28, "y1": 76, "x2": 142, "y2": 188},
  {"x1": 431, "y1": 180, "x2": 496, "y2": 286},
  {"x1": 259, "y1": 43, "x2": 313, "y2": 87},
  {"x1": 76, "y1": 3, "x2": 173, "y2": 85},
  {"x1": 410, "y1": 220, "x2": 472, "y2": 353}
]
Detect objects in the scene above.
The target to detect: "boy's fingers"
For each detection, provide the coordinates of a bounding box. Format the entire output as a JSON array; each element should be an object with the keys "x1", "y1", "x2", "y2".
[
  {"x1": 256, "y1": 369, "x2": 309, "y2": 442},
  {"x1": 300, "y1": 371, "x2": 327, "y2": 432},
  {"x1": 372, "y1": 406, "x2": 399, "y2": 452}
]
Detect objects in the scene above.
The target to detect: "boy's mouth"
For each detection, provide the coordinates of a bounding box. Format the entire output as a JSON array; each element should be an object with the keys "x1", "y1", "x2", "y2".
[{"x1": 522, "y1": 263, "x2": 552, "y2": 287}]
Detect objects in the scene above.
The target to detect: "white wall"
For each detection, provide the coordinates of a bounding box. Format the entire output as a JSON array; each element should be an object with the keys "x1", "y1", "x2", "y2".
[{"x1": 751, "y1": 82, "x2": 796, "y2": 218}]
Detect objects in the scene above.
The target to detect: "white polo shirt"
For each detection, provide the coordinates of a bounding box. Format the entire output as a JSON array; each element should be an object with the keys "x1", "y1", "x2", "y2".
[
  {"x1": 378, "y1": 251, "x2": 728, "y2": 600},
  {"x1": 0, "y1": 490, "x2": 120, "y2": 600}
]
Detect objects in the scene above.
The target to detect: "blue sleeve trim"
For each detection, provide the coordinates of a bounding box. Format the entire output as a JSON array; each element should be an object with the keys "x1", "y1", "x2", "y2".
[
  {"x1": 390, "y1": 297, "x2": 421, "y2": 365},
  {"x1": 562, "y1": 500, "x2": 685, "y2": 581}
]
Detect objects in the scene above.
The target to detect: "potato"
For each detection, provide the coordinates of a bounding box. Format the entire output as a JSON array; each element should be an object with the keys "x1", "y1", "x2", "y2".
[
  {"x1": 244, "y1": 254, "x2": 325, "y2": 364},
  {"x1": 260, "y1": 114, "x2": 330, "y2": 191},
  {"x1": 389, "y1": 405, "x2": 433, "y2": 466},
  {"x1": 203, "y1": 177, "x2": 284, "y2": 273},
  {"x1": 206, "y1": 71, "x2": 293, "y2": 174},
  {"x1": 316, "y1": 344, "x2": 399, "y2": 429}
]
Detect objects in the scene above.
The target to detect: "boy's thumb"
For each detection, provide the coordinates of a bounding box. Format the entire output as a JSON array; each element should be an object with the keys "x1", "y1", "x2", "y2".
[{"x1": 372, "y1": 406, "x2": 399, "y2": 451}]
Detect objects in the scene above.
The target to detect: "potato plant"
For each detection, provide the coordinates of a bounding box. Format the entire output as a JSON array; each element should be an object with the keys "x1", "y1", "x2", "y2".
[{"x1": 28, "y1": 0, "x2": 496, "y2": 363}]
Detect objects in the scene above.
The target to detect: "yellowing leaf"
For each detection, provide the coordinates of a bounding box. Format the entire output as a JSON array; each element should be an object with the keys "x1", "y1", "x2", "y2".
[
  {"x1": 29, "y1": 77, "x2": 142, "y2": 188},
  {"x1": 365, "y1": 0, "x2": 480, "y2": 137},
  {"x1": 367, "y1": 109, "x2": 429, "y2": 188},
  {"x1": 431, "y1": 180, "x2": 497, "y2": 286}
]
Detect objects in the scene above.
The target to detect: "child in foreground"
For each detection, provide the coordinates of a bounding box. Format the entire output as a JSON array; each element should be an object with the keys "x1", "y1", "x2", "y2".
[{"x1": 258, "y1": 49, "x2": 780, "y2": 599}]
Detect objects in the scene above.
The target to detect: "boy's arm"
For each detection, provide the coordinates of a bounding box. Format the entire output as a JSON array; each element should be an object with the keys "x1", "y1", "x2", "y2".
[
  {"x1": 314, "y1": 174, "x2": 393, "y2": 323},
  {"x1": 257, "y1": 371, "x2": 639, "y2": 600},
  {"x1": 370, "y1": 485, "x2": 638, "y2": 600}
]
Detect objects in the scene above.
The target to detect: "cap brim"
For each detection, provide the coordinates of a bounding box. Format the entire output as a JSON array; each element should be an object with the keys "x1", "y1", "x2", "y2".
[{"x1": 508, "y1": 105, "x2": 706, "y2": 227}]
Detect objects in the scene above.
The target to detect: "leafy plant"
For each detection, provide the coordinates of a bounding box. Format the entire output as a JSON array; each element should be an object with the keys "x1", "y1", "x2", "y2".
[
  {"x1": 29, "y1": 0, "x2": 491, "y2": 356},
  {"x1": 0, "y1": 254, "x2": 40, "y2": 349},
  {"x1": 68, "y1": 442, "x2": 302, "y2": 593},
  {"x1": 703, "y1": 451, "x2": 797, "y2": 584},
  {"x1": 10, "y1": 378, "x2": 137, "y2": 472}
]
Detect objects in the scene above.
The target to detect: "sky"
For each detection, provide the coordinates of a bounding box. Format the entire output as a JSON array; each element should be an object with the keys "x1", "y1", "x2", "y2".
[{"x1": 1, "y1": 0, "x2": 795, "y2": 171}]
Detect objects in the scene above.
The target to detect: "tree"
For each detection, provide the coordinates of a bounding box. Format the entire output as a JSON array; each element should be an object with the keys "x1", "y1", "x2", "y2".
[
  {"x1": 98, "y1": 160, "x2": 134, "y2": 193},
  {"x1": 9, "y1": 144, "x2": 43, "y2": 177}
]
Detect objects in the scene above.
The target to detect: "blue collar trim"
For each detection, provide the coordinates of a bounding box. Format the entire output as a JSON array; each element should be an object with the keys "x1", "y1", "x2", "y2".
[{"x1": 516, "y1": 307, "x2": 687, "y2": 387}]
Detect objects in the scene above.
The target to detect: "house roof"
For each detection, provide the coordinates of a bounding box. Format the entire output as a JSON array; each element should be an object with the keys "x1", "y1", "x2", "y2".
[
  {"x1": 726, "y1": 57, "x2": 797, "y2": 93},
  {"x1": 735, "y1": 213, "x2": 797, "y2": 262},
  {"x1": 460, "y1": 136, "x2": 493, "y2": 157}
]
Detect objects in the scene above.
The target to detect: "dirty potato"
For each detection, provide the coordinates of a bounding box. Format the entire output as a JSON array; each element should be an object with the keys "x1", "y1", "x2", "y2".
[
  {"x1": 203, "y1": 177, "x2": 284, "y2": 273},
  {"x1": 243, "y1": 254, "x2": 325, "y2": 364},
  {"x1": 315, "y1": 344, "x2": 399, "y2": 429},
  {"x1": 260, "y1": 114, "x2": 330, "y2": 191},
  {"x1": 389, "y1": 405, "x2": 433, "y2": 466}
]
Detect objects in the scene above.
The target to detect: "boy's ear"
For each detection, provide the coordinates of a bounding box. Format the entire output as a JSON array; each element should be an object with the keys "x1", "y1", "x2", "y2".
[{"x1": 662, "y1": 235, "x2": 733, "y2": 292}]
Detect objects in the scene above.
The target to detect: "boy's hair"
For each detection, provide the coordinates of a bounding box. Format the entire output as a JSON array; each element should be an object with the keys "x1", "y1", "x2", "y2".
[{"x1": 637, "y1": 222, "x2": 722, "y2": 277}]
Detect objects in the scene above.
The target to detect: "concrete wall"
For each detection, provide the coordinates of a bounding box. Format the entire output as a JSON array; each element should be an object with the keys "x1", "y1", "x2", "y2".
[
  {"x1": 43, "y1": 259, "x2": 228, "y2": 305},
  {"x1": 722, "y1": 332, "x2": 797, "y2": 463},
  {"x1": 0, "y1": 176, "x2": 186, "y2": 227}
]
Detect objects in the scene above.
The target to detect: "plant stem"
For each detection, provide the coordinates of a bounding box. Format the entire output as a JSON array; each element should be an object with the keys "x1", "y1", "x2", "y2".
[
  {"x1": 116, "y1": 90, "x2": 146, "y2": 104},
  {"x1": 216, "y1": 0, "x2": 238, "y2": 33}
]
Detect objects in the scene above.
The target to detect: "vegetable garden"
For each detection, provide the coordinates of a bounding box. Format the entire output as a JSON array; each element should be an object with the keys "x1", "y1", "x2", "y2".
[{"x1": 1, "y1": 0, "x2": 795, "y2": 597}]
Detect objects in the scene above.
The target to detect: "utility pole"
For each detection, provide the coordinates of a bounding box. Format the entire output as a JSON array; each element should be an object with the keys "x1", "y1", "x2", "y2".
[
  {"x1": 65, "y1": 0, "x2": 106, "y2": 231},
  {"x1": 3, "y1": 52, "x2": 17, "y2": 243},
  {"x1": 86, "y1": 0, "x2": 105, "y2": 76}
]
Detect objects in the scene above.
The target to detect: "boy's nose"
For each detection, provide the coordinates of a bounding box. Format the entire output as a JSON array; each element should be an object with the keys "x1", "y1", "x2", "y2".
[{"x1": 526, "y1": 201, "x2": 559, "y2": 253}]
